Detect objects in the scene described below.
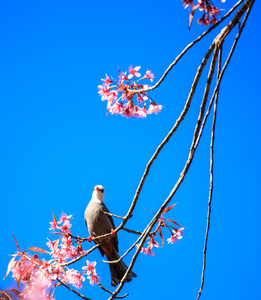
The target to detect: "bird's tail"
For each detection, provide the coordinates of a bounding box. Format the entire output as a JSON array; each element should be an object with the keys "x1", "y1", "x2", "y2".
[{"x1": 106, "y1": 250, "x2": 137, "y2": 287}]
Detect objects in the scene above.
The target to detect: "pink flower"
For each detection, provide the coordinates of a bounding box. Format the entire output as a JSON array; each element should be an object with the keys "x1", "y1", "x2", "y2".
[
  {"x1": 198, "y1": 0, "x2": 206, "y2": 11},
  {"x1": 136, "y1": 94, "x2": 145, "y2": 104},
  {"x1": 148, "y1": 237, "x2": 160, "y2": 248},
  {"x1": 59, "y1": 213, "x2": 72, "y2": 223},
  {"x1": 109, "y1": 101, "x2": 124, "y2": 115},
  {"x1": 142, "y1": 84, "x2": 150, "y2": 90},
  {"x1": 21, "y1": 280, "x2": 50, "y2": 300},
  {"x1": 51, "y1": 266, "x2": 64, "y2": 280},
  {"x1": 46, "y1": 238, "x2": 57, "y2": 251},
  {"x1": 135, "y1": 106, "x2": 147, "y2": 118},
  {"x1": 49, "y1": 221, "x2": 60, "y2": 231},
  {"x1": 61, "y1": 221, "x2": 72, "y2": 234},
  {"x1": 119, "y1": 72, "x2": 128, "y2": 82},
  {"x1": 145, "y1": 247, "x2": 155, "y2": 256},
  {"x1": 139, "y1": 245, "x2": 155, "y2": 256},
  {"x1": 65, "y1": 269, "x2": 85, "y2": 289},
  {"x1": 140, "y1": 246, "x2": 149, "y2": 255},
  {"x1": 136, "y1": 93, "x2": 148, "y2": 104},
  {"x1": 144, "y1": 70, "x2": 155, "y2": 82},
  {"x1": 167, "y1": 233, "x2": 180, "y2": 244},
  {"x1": 98, "y1": 66, "x2": 162, "y2": 118},
  {"x1": 101, "y1": 74, "x2": 112, "y2": 86},
  {"x1": 98, "y1": 85, "x2": 110, "y2": 101},
  {"x1": 198, "y1": 14, "x2": 209, "y2": 26},
  {"x1": 175, "y1": 227, "x2": 185, "y2": 236},
  {"x1": 107, "y1": 90, "x2": 118, "y2": 103},
  {"x1": 82, "y1": 261, "x2": 97, "y2": 275},
  {"x1": 123, "y1": 102, "x2": 134, "y2": 118},
  {"x1": 72, "y1": 245, "x2": 86, "y2": 258},
  {"x1": 182, "y1": 0, "x2": 194, "y2": 9},
  {"x1": 211, "y1": 5, "x2": 220, "y2": 16},
  {"x1": 60, "y1": 246, "x2": 74, "y2": 259},
  {"x1": 87, "y1": 273, "x2": 100, "y2": 285},
  {"x1": 147, "y1": 103, "x2": 163, "y2": 115},
  {"x1": 61, "y1": 235, "x2": 72, "y2": 247},
  {"x1": 128, "y1": 66, "x2": 141, "y2": 79},
  {"x1": 167, "y1": 227, "x2": 184, "y2": 244}
]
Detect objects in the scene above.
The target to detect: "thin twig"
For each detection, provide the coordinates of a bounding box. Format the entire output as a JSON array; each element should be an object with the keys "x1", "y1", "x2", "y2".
[
  {"x1": 196, "y1": 44, "x2": 222, "y2": 300},
  {"x1": 0, "y1": 291, "x2": 12, "y2": 300},
  {"x1": 122, "y1": 227, "x2": 143, "y2": 235},
  {"x1": 60, "y1": 243, "x2": 100, "y2": 267},
  {"x1": 98, "y1": 283, "x2": 129, "y2": 299},
  {"x1": 103, "y1": 235, "x2": 142, "y2": 264},
  {"x1": 57, "y1": 278, "x2": 91, "y2": 300},
  {"x1": 102, "y1": 211, "x2": 125, "y2": 219}
]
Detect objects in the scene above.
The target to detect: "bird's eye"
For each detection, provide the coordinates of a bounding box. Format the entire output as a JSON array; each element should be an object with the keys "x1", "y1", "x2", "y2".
[{"x1": 101, "y1": 189, "x2": 104, "y2": 193}]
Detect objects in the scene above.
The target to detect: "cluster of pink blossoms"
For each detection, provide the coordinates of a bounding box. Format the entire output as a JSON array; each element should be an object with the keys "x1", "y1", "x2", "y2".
[
  {"x1": 48, "y1": 213, "x2": 86, "y2": 264},
  {"x1": 4, "y1": 213, "x2": 99, "y2": 300},
  {"x1": 82, "y1": 260, "x2": 100, "y2": 285},
  {"x1": 139, "y1": 204, "x2": 184, "y2": 256},
  {"x1": 4, "y1": 208, "x2": 184, "y2": 298},
  {"x1": 98, "y1": 66, "x2": 163, "y2": 118},
  {"x1": 182, "y1": 0, "x2": 226, "y2": 29}
]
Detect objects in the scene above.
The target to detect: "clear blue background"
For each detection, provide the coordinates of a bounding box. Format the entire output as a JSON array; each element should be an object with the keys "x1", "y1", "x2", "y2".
[{"x1": 1, "y1": 0, "x2": 260, "y2": 299}]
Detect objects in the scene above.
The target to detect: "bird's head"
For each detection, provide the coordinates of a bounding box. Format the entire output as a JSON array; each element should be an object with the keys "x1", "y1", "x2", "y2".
[{"x1": 92, "y1": 185, "x2": 105, "y2": 201}]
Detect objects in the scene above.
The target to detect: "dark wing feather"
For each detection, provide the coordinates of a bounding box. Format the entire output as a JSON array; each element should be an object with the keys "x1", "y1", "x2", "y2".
[{"x1": 102, "y1": 203, "x2": 119, "y2": 253}]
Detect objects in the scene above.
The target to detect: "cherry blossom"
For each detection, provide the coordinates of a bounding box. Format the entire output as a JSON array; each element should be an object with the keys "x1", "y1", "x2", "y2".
[
  {"x1": 167, "y1": 228, "x2": 184, "y2": 244},
  {"x1": 5, "y1": 207, "x2": 184, "y2": 299},
  {"x1": 87, "y1": 273, "x2": 100, "y2": 285},
  {"x1": 148, "y1": 237, "x2": 160, "y2": 249},
  {"x1": 101, "y1": 74, "x2": 112, "y2": 86},
  {"x1": 98, "y1": 66, "x2": 161, "y2": 118},
  {"x1": 61, "y1": 221, "x2": 72, "y2": 234},
  {"x1": 109, "y1": 101, "x2": 124, "y2": 115},
  {"x1": 49, "y1": 220, "x2": 60, "y2": 231},
  {"x1": 140, "y1": 245, "x2": 149, "y2": 255},
  {"x1": 138, "y1": 238, "x2": 159, "y2": 256},
  {"x1": 128, "y1": 66, "x2": 141, "y2": 79},
  {"x1": 148, "y1": 103, "x2": 163, "y2": 115},
  {"x1": 82, "y1": 260, "x2": 97, "y2": 275},
  {"x1": 82, "y1": 260, "x2": 100, "y2": 285},
  {"x1": 119, "y1": 71, "x2": 128, "y2": 82},
  {"x1": 144, "y1": 70, "x2": 155, "y2": 82},
  {"x1": 65, "y1": 269, "x2": 85, "y2": 289},
  {"x1": 59, "y1": 213, "x2": 72, "y2": 223},
  {"x1": 98, "y1": 85, "x2": 111, "y2": 101},
  {"x1": 181, "y1": 0, "x2": 225, "y2": 29},
  {"x1": 136, "y1": 106, "x2": 148, "y2": 118}
]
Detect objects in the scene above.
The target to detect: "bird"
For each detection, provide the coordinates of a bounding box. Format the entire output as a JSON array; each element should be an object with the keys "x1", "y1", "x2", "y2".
[{"x1": 84, "y1": 185, "x2": 137, "y2": 286}]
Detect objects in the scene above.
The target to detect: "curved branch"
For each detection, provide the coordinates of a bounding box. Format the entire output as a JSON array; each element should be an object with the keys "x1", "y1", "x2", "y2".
[
  {"x1": 57, "y1": 278, "x2": 91, "y2": 300},
  {"x1": 196, "y1": 2, "x2": 255, "y2": 299},
  {"x1": 129, "y1": 0, "x2": 244, "y2": 94},
  {"x1": 119, "y1": 42, "x2": 215, "y2": 228}
]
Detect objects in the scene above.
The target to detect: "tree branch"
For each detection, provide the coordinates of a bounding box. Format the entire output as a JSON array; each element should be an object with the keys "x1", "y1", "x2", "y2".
[
  {"x1": 128, "y1": 0, "x2": 245, "y2": 94},
  {"x1": 196, "y1": 2, "x2": 255, "y2": 299},
  {"x1": 57, "y1": 278, "x2": 91, "y2": 300}
]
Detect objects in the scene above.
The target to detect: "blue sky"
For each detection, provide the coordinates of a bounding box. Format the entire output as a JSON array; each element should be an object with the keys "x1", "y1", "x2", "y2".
[{"x1": 0, "y1": 0, "x2": 260, "y2": 299}]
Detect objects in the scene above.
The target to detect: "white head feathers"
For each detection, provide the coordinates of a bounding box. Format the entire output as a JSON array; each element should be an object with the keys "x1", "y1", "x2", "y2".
[{"x1": 92, "y1": 185, "x2": 105, "y2": 202}]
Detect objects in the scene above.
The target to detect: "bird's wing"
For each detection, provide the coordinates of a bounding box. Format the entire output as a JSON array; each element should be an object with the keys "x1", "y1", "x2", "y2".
[{"x1": 102, "y1": 203, "x2": 119, "y2": 253}]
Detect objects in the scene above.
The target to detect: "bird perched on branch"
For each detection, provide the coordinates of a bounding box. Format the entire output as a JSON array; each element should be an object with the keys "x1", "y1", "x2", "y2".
[{"x1": 84, "y1": 185, "x2": 137, "y2": 286}]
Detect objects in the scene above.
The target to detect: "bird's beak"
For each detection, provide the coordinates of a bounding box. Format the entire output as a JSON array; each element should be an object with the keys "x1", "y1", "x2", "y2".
[{"x1": 95, "y1": 186, "x2": 100, "y2": 191}]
